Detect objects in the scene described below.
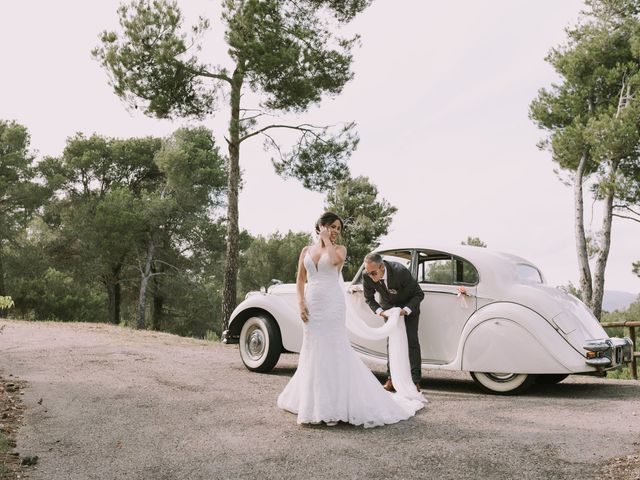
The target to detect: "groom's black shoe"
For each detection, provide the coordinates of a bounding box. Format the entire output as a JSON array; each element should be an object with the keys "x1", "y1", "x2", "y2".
[
  {"x1": 383, "y1": 378, "x2": 395, "y2": 392},
  {"x1": 416, "y1": 382, "x2": 421, "y2": 392}
]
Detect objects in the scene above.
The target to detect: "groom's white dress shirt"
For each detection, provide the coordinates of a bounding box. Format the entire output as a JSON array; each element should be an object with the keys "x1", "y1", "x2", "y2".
[{"x1": 375, "y1": 268, "x2": 412, "y2": 317}]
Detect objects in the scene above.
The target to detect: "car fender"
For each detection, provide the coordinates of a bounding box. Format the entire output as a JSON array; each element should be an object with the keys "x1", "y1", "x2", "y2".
[
  {"x1": 228, "y1": 293, "x2": 302, "y2": 352},
  {"x1": 459, "y1": 302, "x2": 588, "y2": 374}
]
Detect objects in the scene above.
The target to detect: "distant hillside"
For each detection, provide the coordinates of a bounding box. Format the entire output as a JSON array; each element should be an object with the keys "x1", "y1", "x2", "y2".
[{"x1": 602, "y1": 290, "x2": 638, "y2": 312}]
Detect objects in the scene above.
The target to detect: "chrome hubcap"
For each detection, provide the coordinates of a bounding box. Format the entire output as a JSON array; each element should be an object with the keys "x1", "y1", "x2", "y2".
[
  {"x1": 246, "y1": 327, "x2": 265, "y2": 360},
  {"x1": 486, "y1": 373, "x2": 518, "y2": 383}
]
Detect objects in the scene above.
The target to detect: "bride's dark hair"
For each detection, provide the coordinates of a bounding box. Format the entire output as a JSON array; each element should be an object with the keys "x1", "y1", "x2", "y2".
[{"x1": 315, "y1": 211, "x2": 344, "y2": 234}]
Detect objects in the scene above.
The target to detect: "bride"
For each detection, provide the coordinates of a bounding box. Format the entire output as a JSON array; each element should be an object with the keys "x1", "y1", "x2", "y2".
[{"x1": 277, "y1": 212, "x2": 426, "y2": 428}]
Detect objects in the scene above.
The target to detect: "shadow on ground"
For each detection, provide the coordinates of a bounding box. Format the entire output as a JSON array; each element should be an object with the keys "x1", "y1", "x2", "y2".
[{"x1": 268, "y1": 362, "x2": 638, "y2": 400}]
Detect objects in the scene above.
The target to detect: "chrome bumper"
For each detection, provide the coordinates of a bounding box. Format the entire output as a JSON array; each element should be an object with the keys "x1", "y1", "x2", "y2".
[
  {"x1": 221, "y1": 329, "x2": 239, "y2": 344},
  {"x1": 583, "y1": 337, "x2": 634, "y2": 369}
]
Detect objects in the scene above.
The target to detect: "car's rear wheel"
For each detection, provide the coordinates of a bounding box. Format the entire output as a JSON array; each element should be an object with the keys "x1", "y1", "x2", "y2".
[
  {"x1": 470, "y1": 372, "x2": 537, "y2": 395},
  {"x1": 239, "y1": 314, "x2": 282, "y2": 373},
  {"x1": 535, "y1": 373, "x2": 569, "y2": 385}
]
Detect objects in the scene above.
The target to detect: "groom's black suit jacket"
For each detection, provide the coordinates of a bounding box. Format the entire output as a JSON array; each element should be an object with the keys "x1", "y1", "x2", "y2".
[{"x1": 363, "y1": 260, "x2": 424, "y2": 315}]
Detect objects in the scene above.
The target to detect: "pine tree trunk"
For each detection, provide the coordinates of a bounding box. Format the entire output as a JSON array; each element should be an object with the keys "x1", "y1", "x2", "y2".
[
  {"x1": 105, "y1": 264, "x2": 122, "y2": 324},
  {"x1": 590, "y1": 168, "x2": 616, "y2": 320},
  {"x1": 151, "y1": 270, "x2": 163, "y2": 331},
  {"x1": 106, "y1": 281, "x2": 117, "y2": 324},
  {"x1": 0, "y1": 248, "x2": 6, "y2": 318},
  {"x1": 574, "y1": 153, "x2": 593, "y2": 305},
  {"x1": 221, "y1": 64, "x2": 244, "y2": 332},
  {"x1": 589, "y1": 86, "x2": 630, "y2": 319},
  {"x1": 114, "y1": 280, "x2": 121, "y2": 323},
  {"x1": 137, "y1": 237, "x2": 156, "y2": 330},
  {"x1": 0, "y1": 248, "x2": 6, "y2": 297}
]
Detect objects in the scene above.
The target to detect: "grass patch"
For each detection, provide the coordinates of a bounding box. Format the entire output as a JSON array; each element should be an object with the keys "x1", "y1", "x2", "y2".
[
  {"x1": 0, "y1": 433, "x2": 9, "y2": 453},
  {"x1": 607, "y1": 365, "x2": 635, "y2": 380},
  {"x1": 0, "y1": 432, "x2": 12, "y2": 479},
  {"x1": 204, "y1": 330, "x2": 220, "y2": 342}
]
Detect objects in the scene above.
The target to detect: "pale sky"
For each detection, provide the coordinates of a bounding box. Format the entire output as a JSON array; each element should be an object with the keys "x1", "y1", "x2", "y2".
[{"x1": 1, "y1": 1, "x2": 639, "y2": 294}]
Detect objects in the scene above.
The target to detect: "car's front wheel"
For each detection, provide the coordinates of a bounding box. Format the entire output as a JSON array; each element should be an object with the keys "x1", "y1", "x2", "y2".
[
  {"x1": 239, "y1": 314, "x2": 282, "y2": 373},
  {"x1": 470, "y1": 372, "x2": 537, "y2": 395}
]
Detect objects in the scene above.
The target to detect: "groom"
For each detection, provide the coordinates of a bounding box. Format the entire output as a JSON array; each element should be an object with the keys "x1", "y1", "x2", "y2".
[{"x1": 362, "y1": 252, "x2": 424, "y2": 392}]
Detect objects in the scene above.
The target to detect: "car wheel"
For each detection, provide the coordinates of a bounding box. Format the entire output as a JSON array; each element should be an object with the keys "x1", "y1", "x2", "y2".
[
  {"x1": 239, "y1": 314, "x2": 282, "y2": 373},
  {"x1": 535, "y1": 374, "x2": 569, "y2": 385},
  {"x1": 470, "y1": 372, "x2": 537, "y2": 395}
]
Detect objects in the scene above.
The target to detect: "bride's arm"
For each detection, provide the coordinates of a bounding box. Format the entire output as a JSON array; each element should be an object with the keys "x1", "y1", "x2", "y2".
[
  {"x1": 319, "y1": 226, "x2": 346, "y2": 266},
  {"x1": 329, "y1": 244, "x2": 347, "y2": 267},
  {"x1": 296, "y1": 247, "x2": 309, "y2": 322}
]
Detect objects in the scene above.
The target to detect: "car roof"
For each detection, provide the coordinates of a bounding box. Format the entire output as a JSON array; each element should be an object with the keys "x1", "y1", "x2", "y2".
[{"x1": 374, "y1": 244, "x2": 544, "y2": 284}]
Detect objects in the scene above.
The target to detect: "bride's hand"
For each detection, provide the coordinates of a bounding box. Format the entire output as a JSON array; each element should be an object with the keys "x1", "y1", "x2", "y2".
[
  {"x1": 318, "y1": 226, "x2": 332, "y2": 246},
  {"x1": 299, "y1": 302, "x2": 309, "y2": 323}
]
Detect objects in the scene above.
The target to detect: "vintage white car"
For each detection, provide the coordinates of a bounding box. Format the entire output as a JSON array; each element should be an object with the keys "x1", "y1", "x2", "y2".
[{"x1": 222, "y1": 245, "x2": 634, "y2": 394}]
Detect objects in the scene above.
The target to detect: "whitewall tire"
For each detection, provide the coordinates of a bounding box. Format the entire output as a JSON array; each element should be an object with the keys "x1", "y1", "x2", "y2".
[
  {"x1": 239, "y1": 314, "x2": 282, "y2": 373},
  {"x1": 470, "y1": 372, "x2": 537, "y2": 395}
]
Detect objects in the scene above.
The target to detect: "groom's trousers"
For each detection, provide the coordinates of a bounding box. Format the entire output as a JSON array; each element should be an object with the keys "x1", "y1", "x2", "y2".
[{"x1": 387, "y1": 310, "x2": 421, "y2": 384}]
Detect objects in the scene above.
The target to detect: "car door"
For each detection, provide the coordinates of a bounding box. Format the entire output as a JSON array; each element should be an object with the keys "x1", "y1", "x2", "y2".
[
  {"x1": 415, "y1": 250, "x2": 479, "y2": 364},
  {"x1": 345, "y1": 250, "x2": 414, "y2": 359}
]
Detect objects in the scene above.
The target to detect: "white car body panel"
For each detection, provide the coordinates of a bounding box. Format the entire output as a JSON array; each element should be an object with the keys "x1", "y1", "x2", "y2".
[
  {"x1": 226, "y1": 244, "x2": 632, "y2": 379},
  {"x1": 229, "y1": 289, "x2": 303, "y2": 352}
]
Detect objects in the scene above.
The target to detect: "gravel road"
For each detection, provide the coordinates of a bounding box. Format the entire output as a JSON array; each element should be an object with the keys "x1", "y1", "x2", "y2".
[{"x1": 1, "y1": 320, "x2": 639, "y2": 480}]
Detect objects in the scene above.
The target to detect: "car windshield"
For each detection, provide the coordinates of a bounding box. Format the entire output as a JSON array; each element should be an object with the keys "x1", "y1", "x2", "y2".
[{"x1": 516, "y1": 264, "x2": 543, "y2": 283}]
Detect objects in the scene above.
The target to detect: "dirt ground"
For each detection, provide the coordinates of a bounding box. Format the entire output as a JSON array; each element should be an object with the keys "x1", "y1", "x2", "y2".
[
  {"x1": 0, "y1": 373, "x2": 26, "y2": 479},
  {"x1": 0, "y1": 319, "x2": 639, "y2": 480}
]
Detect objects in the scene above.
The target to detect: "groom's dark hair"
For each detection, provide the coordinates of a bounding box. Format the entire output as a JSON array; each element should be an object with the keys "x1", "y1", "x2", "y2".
[
  {"x1": 315, "y1": 211, "x2": 344, "y2": 233},
  {"x1": 364, "y1": 252, "x2": 383, "y2": 264}
]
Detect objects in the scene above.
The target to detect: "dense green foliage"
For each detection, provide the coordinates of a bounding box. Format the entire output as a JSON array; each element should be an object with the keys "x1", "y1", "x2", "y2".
[
  {"x1": 93, "y1": 0, "x2": 372, "y2": 330},
  {"x1": 238, "y1": 231, "x2": 312, "y2": 294},
  {"x1": 601, "y1": 295, "x2": 640, "y2": 379},
  {"x1": 2, "y1": 122, "x2": 235, "y2": 337},
  {"x1": 530, "y1": 0, "x2": 640, "y2": 319},
  {"x1": 326, "y1": 176, "x2": 397, "y2": 279},
  {"x1": 462, "y1": 236, "x2": 487, "y2": 248},
  {"x1": 0, "y1": 120, "x2": 48, "y2": 298},
  {"x1": 2, "y1": 118, "x2": 394, "y2": 337}
]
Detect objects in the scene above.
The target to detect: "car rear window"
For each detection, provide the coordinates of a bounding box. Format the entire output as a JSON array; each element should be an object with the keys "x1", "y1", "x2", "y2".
[{"x1": 516, "y1": 264, "x2": 543, "y2": 283}]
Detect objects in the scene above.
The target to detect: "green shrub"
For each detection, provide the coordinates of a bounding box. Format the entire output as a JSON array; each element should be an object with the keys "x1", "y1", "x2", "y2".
[
  {"x1": 0, "y1": 296, "x2": 14, "y2": 310},
  {"x1": 204, "y1": 330, "x2": 220, "y2": 342},
  {"x1": 606, "y1": 365, "x2": 634, "y2": 380}
]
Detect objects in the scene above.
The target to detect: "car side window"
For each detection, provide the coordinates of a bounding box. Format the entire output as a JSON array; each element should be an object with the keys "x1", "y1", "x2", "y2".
[
  {"x1": 419, "y1": 258, "x2": 453, "y2": 284},
  {"x1": 416, "y1": 250, "x2": 478, "y2": 285},
  {"x1": 456, "y1": 258, "x2": 479, "y2": 284}
]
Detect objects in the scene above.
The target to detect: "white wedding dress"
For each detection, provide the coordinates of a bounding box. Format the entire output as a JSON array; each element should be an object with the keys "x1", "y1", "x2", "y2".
[{"x1": 277, "y1": 252, "x2": 426, "y2": 428}]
